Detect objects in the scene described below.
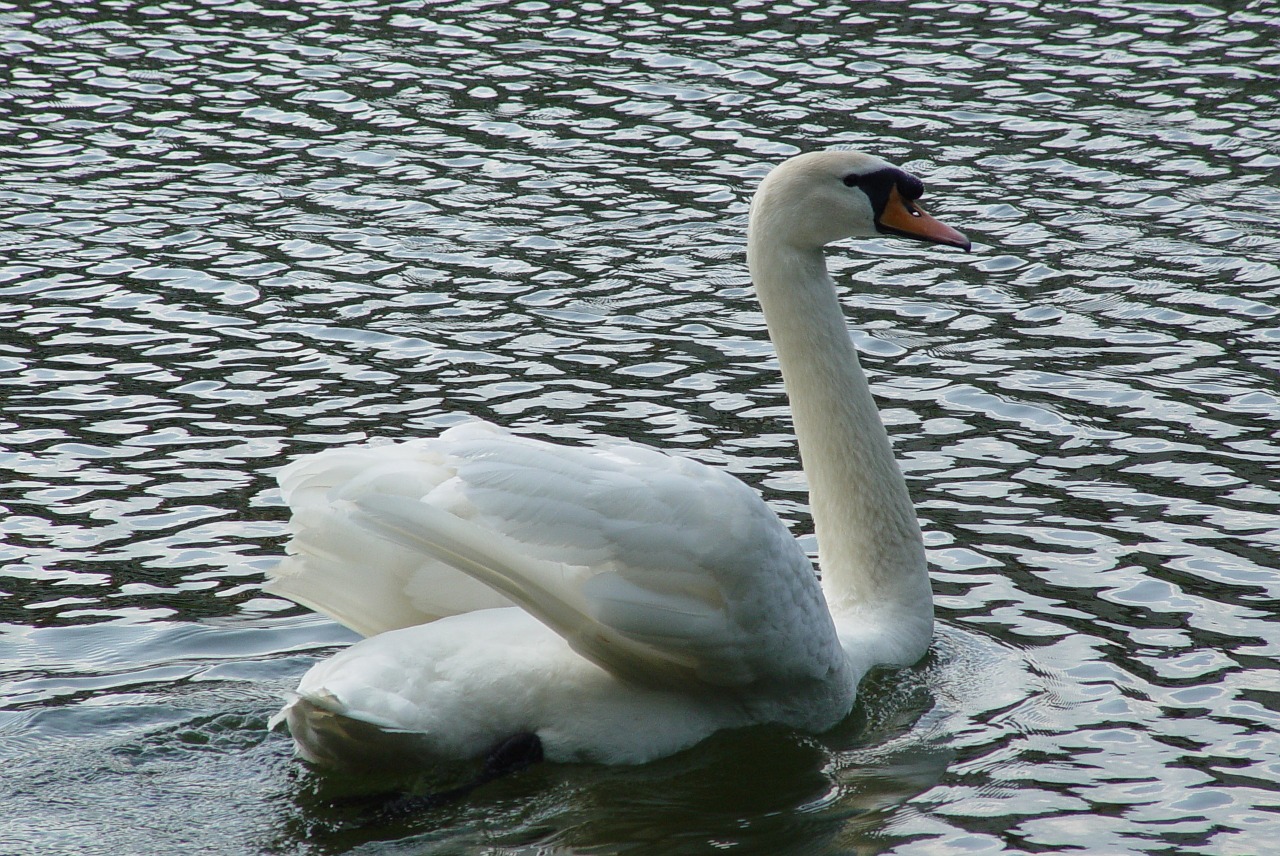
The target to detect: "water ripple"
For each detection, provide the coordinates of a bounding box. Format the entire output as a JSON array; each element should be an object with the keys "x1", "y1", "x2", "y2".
[{"x1": 1, "y1": 0, "x2": 1279, "y2": 853}]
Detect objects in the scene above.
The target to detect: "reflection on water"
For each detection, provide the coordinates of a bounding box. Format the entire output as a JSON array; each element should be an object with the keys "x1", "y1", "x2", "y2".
[{"x1": 2, "y1": 0, "x2": 1278, "y2": 853}]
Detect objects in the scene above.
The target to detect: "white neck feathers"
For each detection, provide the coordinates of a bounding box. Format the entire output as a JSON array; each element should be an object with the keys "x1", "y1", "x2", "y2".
[{"x1": 746, "y1": 204, "x2": 932, "y2": 661}]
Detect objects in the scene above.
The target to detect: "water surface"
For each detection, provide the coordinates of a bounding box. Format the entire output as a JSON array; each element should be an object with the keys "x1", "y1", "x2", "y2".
[{"x1": 2, "y1": 0, "x2": 1279, "y2": 853}]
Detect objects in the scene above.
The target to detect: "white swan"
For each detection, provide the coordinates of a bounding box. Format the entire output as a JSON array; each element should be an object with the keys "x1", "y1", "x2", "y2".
[{"x1": 266, "y1": 151, "x2": 970, "y2": 770}]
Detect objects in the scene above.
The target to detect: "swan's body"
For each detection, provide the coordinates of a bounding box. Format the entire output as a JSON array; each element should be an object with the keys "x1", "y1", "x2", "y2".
[{"x1": 267, "y1": 151, "x2": 969, "y2": 769}]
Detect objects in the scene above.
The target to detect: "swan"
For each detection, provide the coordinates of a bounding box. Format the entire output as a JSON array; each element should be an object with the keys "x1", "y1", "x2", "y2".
[{"x1": 265, "y1": 150, "x2": 970, "y2": 772}]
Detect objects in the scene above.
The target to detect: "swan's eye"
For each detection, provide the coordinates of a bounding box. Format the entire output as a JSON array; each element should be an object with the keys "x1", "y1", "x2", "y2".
[{"x1": 842, "y1": 174, "x2": 862, "y2": 188}]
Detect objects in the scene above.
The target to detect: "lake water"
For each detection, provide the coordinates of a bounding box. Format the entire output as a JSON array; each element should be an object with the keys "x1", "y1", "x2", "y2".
[{"x1": 2, "y1": 0, "x2": 1279, "y2": 853}]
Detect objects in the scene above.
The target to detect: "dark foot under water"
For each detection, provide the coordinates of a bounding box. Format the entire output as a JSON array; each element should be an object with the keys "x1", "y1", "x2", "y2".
[{"x1": 371, "y1": 732, "x2": 545, "y2": 820}]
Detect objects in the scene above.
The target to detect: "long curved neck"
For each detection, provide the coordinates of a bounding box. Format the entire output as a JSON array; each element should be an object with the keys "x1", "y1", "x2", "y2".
[{"x1": 747, "y1": 229, "x2": 932, "y2": 661}]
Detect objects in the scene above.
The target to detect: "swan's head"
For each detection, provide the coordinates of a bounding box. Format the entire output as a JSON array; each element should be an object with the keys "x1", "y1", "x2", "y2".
[{"x1": 749, "y1": 151, "x2": 971, "y2": 253}]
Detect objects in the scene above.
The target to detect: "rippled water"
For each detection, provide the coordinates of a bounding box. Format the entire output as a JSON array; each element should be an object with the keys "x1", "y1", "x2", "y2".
[{"x1": 2, "y1": 0, "x2": 1279, "y2": 853}]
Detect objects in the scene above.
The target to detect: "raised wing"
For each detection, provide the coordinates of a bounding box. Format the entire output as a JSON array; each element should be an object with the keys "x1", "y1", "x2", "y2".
[{"x1": 268, "y1": 420, "x2": 844, "y2": 691}]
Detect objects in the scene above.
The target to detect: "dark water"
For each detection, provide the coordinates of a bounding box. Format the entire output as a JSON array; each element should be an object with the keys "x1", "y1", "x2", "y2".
[{"x1": 2, "y1": 0, "x2": 1279, "y2": 853}]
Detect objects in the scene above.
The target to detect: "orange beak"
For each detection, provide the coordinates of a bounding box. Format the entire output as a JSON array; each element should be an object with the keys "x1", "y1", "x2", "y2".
[{"x1": 876, "y1": 186, "x2": 971, "y2": 251}]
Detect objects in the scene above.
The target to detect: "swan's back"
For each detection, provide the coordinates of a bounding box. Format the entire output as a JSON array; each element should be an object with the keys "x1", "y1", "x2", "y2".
[{"x1": 269, "y1": 421, "x2": 850, "y2": 697}]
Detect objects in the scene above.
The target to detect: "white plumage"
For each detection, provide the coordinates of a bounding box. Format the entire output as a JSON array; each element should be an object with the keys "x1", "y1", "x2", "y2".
[{"x1": 266, "y1": 150, "x2": 969, "y2": 768}]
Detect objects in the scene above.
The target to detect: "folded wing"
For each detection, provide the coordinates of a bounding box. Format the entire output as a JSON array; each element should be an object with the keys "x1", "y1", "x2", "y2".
[{"x1": 268, "y1": 420, "x2": 844, "y2": 691}]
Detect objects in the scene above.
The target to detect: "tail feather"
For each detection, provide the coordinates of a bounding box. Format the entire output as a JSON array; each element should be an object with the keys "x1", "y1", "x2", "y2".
[{"x1": 274, "y1": 694, "x2": 440, "y2": 772}]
